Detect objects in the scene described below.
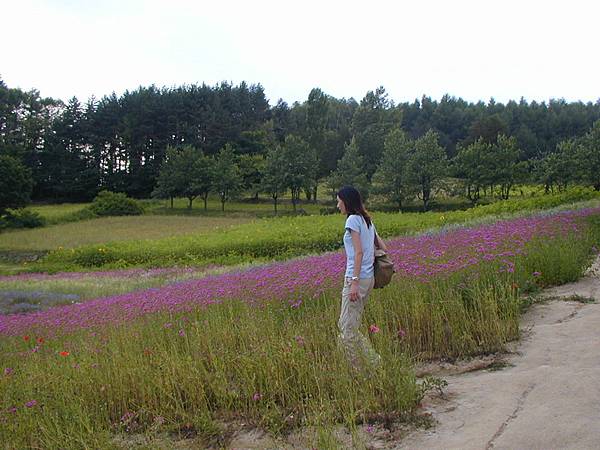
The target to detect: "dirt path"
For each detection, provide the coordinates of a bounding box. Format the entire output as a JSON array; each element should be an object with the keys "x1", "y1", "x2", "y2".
[{"x1": 397, "y1": 257, "x2": 600, "y2": 450}]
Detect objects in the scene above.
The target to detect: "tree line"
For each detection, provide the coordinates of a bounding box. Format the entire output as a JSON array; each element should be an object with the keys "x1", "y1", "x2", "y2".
[{"x1": 1, "y1": 77, "x2": 600, "y2": 212}]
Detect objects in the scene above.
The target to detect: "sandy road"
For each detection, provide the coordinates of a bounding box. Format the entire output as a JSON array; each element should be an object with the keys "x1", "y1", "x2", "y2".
[{"x1": 397, "y1": 257, "x2": 600, "y2": 450}]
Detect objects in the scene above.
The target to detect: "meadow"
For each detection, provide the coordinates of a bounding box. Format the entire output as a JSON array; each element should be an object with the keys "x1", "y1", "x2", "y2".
[
  {"x1": 1, "y1": 205, "x2": 599, "y2": 448},
  {"x1": 3, "y1": 186, "x2": 596, "y2": 274}
]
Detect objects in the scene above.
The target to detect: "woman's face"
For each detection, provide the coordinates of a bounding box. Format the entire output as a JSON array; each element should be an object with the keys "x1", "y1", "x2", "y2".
[{"x1": 336, "y1": 196, "x2": 347, "y2": 215}]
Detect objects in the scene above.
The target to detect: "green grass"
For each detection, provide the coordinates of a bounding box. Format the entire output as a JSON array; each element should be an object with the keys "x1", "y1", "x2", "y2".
[
  {"x1": 26, "y1": 203, "x2": 89, "y2": 223},
  {"x1": 0, "y1": 215, "x2": 253, "y2": 252},
  {"x1": 1, "y1": 219, "x2": 598, "y2": 448}
]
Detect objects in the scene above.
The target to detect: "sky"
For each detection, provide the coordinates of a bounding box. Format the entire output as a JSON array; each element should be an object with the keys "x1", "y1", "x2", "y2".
[{"x1": 2, "y1": 0, "x2": 599, "y2": 106}]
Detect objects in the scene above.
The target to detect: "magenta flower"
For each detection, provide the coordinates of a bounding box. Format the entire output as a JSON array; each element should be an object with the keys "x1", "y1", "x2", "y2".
[
  {"x1": 4, "y1": 367, "x2": 13, "y2": 376},
  {"x1": 24, "y1": 400, "x2": 37, "y2": 408},
  {"x1": 397, "y1": 328, "x2": 407, "y2": 339},
  {"x1": 0, "y1": 207, "x2": 597, "y2": 337},
  {"x1": 178, "y1": 329, "x2": 185, "y2": 337},
  {"x1": 533, "y1": 271, "x2": 542, "y2": 277},
  {"x1": 294, "y1": 335, "x2": 305, "y2": 346},
  {"x1": 252, "y1": 392, "x2": 262, "y2": 401},
  {"x1": 369, "y1": 324, "x2": 380, "y2": 334}
]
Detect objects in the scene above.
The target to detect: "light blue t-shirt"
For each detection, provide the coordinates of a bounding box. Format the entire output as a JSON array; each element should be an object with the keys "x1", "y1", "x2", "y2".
[{"x1": 343, "y1": 214, "x2": 376, "y2": 278}]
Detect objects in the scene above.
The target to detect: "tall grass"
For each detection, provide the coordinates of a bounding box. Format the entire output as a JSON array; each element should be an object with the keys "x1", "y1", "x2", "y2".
[{"x1": 1, "y1": 214, "x2": 598, "y2": 448}]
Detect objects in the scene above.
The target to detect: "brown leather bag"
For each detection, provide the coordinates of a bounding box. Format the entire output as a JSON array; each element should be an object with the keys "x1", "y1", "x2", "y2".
[{"x1": 373, "y1": 232, "x2": 395, "y2": 289}]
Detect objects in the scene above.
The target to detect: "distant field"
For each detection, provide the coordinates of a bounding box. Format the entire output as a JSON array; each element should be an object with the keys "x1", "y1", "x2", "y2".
[
  {"x1": 0, "y1": 215, "x2": 252, "y2": 251},
  {"x1": 26, "y1": 203, "x2": 88, "y2": 222},
  {"x1": 146, "y1": 197, "x2": 327, "y2": 215}
]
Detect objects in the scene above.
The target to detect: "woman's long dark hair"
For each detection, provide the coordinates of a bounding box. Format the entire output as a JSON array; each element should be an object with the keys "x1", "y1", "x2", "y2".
[{"x1": 337, "y1": 186, "x2": 372, "y2": 228}]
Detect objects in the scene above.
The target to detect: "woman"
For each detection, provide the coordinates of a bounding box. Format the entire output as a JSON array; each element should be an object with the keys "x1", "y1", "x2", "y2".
[{"x1": 336, "y1": 186, "x2": 387, "y2": 368}]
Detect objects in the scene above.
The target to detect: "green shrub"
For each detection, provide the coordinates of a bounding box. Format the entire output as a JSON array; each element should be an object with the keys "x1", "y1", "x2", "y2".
[
  {"x1": 0, "y1": 209, "x2": 46, "y2": 230},
  {"x1": 88, "y1": 191, "x2": 143, "y2": 217}
]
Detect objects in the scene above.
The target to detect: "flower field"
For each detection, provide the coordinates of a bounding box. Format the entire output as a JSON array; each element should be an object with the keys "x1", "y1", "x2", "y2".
[
  {"x1": 1, "y1": 207, "x2": 599, "y2": 448},
  {"x1": 8, "y1": 186, "x2": 599, "y2": 274}
]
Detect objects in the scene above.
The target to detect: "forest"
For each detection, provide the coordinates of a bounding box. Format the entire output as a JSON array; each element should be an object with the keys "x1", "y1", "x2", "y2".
[{"x1": 1, "y1": 78, "x2": 599, "y2": 212}]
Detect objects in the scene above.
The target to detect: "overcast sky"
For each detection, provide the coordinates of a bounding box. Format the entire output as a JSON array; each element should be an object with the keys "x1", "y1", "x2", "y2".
[{"x1": 2, "y1": 0, "x2": 599, "y2": 106}]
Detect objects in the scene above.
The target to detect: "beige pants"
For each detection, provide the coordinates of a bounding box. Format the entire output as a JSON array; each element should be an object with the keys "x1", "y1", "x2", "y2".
[{"x1": 338, "y1": 276, "x2": 381, "y2": 368}]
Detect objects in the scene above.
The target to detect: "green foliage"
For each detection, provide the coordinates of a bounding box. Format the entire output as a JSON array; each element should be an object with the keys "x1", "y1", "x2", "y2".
[
  {"x1": 262, "y1": 145, "x2": 288, "y2": 212},
  {"x1": 238, "y1": 153, "x2": 266, "y2": 198},
  {"x1": 4, "y1": 76, "x2": 600, "y2": 205},
  {"x1": 88, "y1": 191, "x2": 143, "y2": 217},
  {"x1": 453, "y1": 138, "x2": 492, "y2": 203},
  {"x1": 453, "y1": 134, "x2": 526, "y2": 202},
  {"x1": 152, "y1": 145, "x2": 214, "y2": 210},
  {"x1": 372, "y1": 128, "x2": 413, "y2": 211},
  {"x1": 213, "y1": 144, "x2": 243, "y2": 211},
  {"x1": 327, "y1": 137, "x2": 369, "y2": 199},
  {"x1": 533, "y1": 139, "x2": 578, "y2": 193},
  {"x1": 406, "y1": 130, "x2": 448, "y2": 211},
  {"x1": 281, "y1": 135, "x2": 317, "y2": 210},
  {"x1": 576, "y1": 120, "x2": 600, "y2": 190},
  {"x1": 494, "y1": 134, "x2": 527, "y2": 199},
  {"x1": 351, "y1": 86, "x2": 399, "y2": 176},
  {"x1": 0, "y1": 209, "x2": 45, "y2": 230},
  {"x1": 0, "y1": 155, "x2": 34, "y2": 215}
]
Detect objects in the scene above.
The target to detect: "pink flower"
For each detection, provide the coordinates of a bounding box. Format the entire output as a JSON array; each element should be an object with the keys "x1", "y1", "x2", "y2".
[
  {"x1": 4, "y1": 367, "x2": 13, "y2": 376},
  {"x1": 252, "y1": 392, "x2": 262, "y2": 401},
  {"x1": 533, "y1": 271, "x2": 541, "y2": 277},
  {"x1": 24, "y1": 400, "x2": 37, "y2": 408},
  {"x1": 397, "y1": 328, "x2": 407, "y2": 339},
  {"x1": 368, "y1": 324, "x2": 380, "y2": 334},
  {"x1": 178, "y1": 329, "x2": 186, "y2": 337},
  {"x1": 294, "y1": 335, "x2": 305, "y2": 346}
]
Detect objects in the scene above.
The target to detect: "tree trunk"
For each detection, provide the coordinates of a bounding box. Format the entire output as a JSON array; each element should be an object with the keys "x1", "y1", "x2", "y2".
[
  {"x1": 203, "y1": 193, "x2": 208, "y2": 211},
  {"x1": 422, "y1": 184, "x2": 430, "y2": 211},
  {"x1": 188, "y1": 197, "x2": 193, "y2": 209},
  {"x1": 291, "y1": 188, "x2": 298, "y2": 211},
  {"x1": 170, "y1": 196, "x2": 173, "y2": 209},
  {"x1": 273, "y1": 194, "x2": 278, "y2": 214},
  {"x1": 313, "y1": 185, "x2": 318, "y2": 203}
]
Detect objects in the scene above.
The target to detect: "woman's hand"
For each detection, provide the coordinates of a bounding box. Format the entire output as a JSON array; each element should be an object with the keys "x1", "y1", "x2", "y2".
[{"x1": 349, "y1": 281, "x2": 360, "y2": 302}]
